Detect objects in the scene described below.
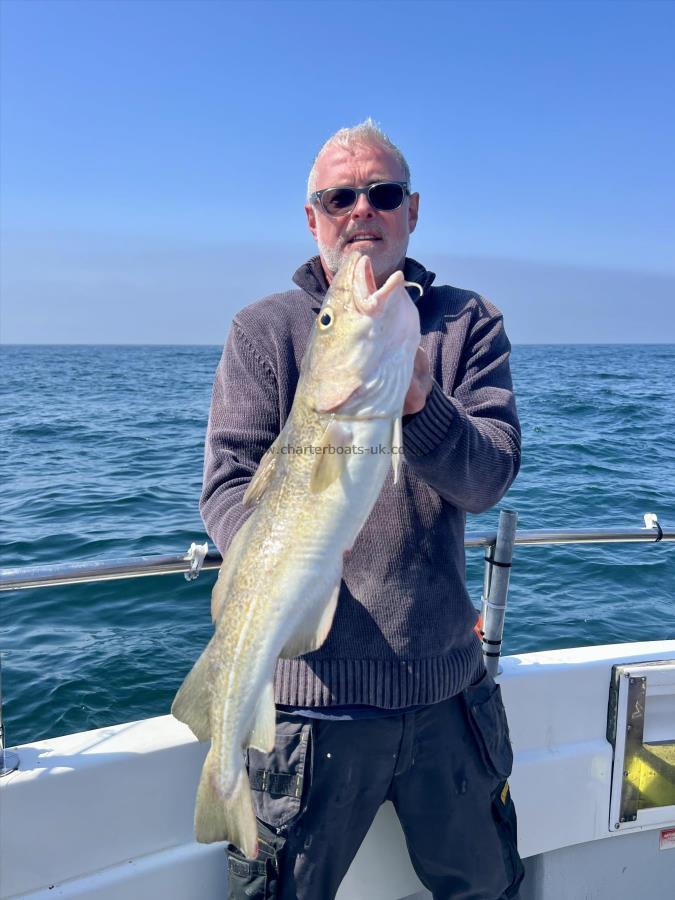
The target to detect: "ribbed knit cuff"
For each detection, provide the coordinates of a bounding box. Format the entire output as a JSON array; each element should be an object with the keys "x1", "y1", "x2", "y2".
[{"x1": 403, "y1": 380, "x2": 460, "y2": 457}]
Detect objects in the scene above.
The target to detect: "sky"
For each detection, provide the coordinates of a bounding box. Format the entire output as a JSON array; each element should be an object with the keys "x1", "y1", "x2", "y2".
[{"x1": 1, "y1": 0, "x2": 673, "y2": 344}]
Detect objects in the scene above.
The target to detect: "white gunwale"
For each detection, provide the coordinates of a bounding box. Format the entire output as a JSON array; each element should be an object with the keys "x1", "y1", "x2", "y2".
[{"x1": 2, "y1": 640, "x2": 675, "y2": 900}]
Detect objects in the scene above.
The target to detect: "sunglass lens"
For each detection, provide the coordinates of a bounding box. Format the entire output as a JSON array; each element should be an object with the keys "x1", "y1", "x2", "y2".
[
  {"x1": 322, "y1": 187, "x2": 357, "y2": 215},
  {"x1": 369, "y1": 183, "x2": 405, "y2": 211}
]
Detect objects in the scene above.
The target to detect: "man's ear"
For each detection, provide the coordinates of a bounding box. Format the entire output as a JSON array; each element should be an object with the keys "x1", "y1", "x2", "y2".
[
  {"x1": 408, "y1": 192, "x2": 420, "y2": 234},
  {"x1": 305, "y1": 203, "x2": 318, "y2": 240}
]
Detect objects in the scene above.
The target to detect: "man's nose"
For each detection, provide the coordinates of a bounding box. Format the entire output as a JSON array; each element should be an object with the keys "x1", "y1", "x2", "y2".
[{"x1": 350, "y1": 191, "x2": 374, "y2": 219}]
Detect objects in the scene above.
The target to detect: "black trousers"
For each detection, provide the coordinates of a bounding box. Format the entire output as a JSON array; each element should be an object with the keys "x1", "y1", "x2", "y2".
[{"x1": 226, "y1": 671, "x2": 524, "y2": 900}]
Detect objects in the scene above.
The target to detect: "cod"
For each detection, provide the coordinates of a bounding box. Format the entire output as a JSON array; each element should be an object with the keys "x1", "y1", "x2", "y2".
[{"x1": 171, "y1": 251, "x2": 421, "y2": 859}]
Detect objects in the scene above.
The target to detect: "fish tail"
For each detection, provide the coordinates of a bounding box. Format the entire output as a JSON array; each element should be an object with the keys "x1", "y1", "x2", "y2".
[{"x1": 194, "y1": 749, "x2": 259, "y2": 859}]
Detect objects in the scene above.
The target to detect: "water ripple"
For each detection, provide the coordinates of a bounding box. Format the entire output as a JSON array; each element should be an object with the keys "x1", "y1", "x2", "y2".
[{"x1": 1, "y1": 343, "x2": 674, "y2": 745}]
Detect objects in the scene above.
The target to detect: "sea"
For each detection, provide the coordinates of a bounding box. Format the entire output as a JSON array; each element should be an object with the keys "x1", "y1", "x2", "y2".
[{"x1": 1, "y1": 344, "x2": 674, "y2": 747}]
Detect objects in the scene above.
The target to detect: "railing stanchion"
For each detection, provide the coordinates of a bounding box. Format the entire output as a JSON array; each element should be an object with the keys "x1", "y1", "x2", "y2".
[
  {"x1": 0, "y1": 654, "x2": 20, "y2": 776},
  {"x1": 482, "y1": 509, "x2": 518, "y2": 678},
  {"x1": 480, "y1": 541, "x2": 495, "y2": 645}
]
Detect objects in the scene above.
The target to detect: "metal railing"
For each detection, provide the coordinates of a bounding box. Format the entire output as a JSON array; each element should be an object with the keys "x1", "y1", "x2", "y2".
[
  {"x1": 1, "y1": 522, "x2": 671, "y2": 593},
  {"x1": 1, "y1": 514, "x2": 672, "y2": 776}
]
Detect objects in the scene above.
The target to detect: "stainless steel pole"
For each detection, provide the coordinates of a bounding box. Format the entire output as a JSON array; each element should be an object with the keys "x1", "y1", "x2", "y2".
[
  {"x1": 482, "y1": 509, "x2": 518, "y2": 678},
  {"x1": 0, "y1": 549, "x2": 223, "y2": 592},
  {"x1": 480, "y1": 541, "x2": 495, "y2": 644},
  {"x1": 0, "y1": 654, "x2": 20, "y2": 776}
]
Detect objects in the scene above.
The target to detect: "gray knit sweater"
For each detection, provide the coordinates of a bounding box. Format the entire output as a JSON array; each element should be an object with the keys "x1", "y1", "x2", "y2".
[{"x1": 200, "y1": 256, "x2": 521, "y2": 708}]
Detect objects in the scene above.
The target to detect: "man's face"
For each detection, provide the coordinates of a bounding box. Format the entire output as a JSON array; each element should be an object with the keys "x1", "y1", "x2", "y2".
[{"x1": 305, "y1": 141, "x2": 420, "y2": 286}]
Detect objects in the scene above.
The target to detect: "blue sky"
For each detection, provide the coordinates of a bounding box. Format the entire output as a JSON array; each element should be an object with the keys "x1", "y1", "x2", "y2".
[{"x1": 1, "y1": 0, "x2": 673, "y2": 343}]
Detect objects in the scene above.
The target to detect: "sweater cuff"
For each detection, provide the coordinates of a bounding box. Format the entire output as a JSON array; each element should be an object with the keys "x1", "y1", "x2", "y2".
[{"x1": 403, "y1": 380, "x2": 459, "y2": 457}]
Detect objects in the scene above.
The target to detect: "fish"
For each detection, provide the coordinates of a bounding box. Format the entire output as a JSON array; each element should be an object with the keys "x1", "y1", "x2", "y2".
[{"x1": 171, "y1": 251, "x2": 422, "y2": 859}]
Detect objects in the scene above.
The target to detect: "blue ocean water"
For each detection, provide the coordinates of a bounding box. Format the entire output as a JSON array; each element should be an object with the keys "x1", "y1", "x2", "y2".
[{"x1": 1, "y1": 344, "x2": 674, "y2": 747}]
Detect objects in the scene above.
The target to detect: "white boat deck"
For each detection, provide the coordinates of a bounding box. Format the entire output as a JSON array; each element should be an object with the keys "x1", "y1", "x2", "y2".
[{"x1": 2, "y1": 641, "x2": 674, "y2": 899}]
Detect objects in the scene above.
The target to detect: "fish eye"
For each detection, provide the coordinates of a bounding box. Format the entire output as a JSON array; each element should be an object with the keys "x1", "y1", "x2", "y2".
[{"x1": 318, "y1": 308, "x2": 334, "y2": 330}]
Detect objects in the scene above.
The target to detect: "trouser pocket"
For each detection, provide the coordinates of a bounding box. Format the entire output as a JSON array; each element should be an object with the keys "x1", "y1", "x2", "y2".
[
  {"x1": 463, "y1": 671, "x2": 523, "y2": 896},
  {"x1": 247, "y1": 716, "x2": 312, "y2": 829},
  {"x1": 227, "y1": 821, "x2": 285, "y2": 899},
  {"x1": 226, "y1": 715, "x2": 312, "y2": 899},
  {"x1": 462, "y1": 669, "x2": 514, "y2": 783}
]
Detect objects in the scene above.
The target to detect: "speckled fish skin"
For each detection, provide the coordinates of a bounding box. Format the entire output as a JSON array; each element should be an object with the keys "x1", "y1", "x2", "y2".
[{"x1": 171, "y1": 251, "x2": 421, "y2": 859}]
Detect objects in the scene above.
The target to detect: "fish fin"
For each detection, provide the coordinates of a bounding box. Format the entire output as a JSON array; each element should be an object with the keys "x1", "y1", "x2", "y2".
[
  {"x1": 243, "y1": 449, "x2": 276, "y2": 508},
  {"x1": 315, "y1": 375, "x2": 362, "y2": 414},
  {"x1": 312, "y1": 581, "x2": 341, "y2": 649},
  {"x1": 392, "y1": 417, "x2": 402, "y2": 484},
  {"x1": 211, "y1": 515, "x2": 256, "y2": 624},
  {"x1": 247, "y1": 681, "x2": 276, "y2": 753},
  {"x1": 309, "y1": 420, "x2": 353, "y2": 494},
  {"x1": 195, "y1": 754, "x2": 259, "y2": 858},
  {"x1": 243, "y1": 421, "x2": 291, "y2": 508},
  {"x1": 171, "y1": 637, "x2": 214, "y2": 742},
  {"x1": 280, "y1": 580, "x2": 341, "y2": 658}
]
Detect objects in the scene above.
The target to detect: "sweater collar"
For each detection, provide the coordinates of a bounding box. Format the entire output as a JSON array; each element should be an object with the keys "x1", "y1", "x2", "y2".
[{"x1": 292, "y1": 255, "x2": 436, "y2": 310}]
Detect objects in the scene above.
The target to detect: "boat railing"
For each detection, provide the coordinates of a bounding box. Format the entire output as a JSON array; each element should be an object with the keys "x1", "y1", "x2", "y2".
[
  {"x1": 1, "y1": 513, "x2": 672, "y2": 776},
  {"x1": 0, "y1": 518, "x2": 671, "y2": 593}
]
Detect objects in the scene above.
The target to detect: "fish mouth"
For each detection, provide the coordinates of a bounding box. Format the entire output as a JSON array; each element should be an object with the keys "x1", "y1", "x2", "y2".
[
  {"x1": 353, "y1": 254, "x2": 405, "y2": 317},
  {"x1": 354, "y1": 253, "x2": 378, "y2": 299}
]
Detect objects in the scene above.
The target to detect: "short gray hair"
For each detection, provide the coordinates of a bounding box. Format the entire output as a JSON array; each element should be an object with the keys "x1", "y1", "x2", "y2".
[{"x1": 306, "y1": 118, "x2": 411, "y2": 201}]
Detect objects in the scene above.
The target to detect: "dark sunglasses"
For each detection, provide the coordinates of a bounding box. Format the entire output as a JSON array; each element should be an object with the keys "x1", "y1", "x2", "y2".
[{"x1": 310, "y1": 181, "x2": 409, "y2": 217}]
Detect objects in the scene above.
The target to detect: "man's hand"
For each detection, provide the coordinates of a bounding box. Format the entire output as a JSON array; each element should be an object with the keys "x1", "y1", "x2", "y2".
[{"x1": 403, "y1": 346, "x2": 433, "y2": 416}]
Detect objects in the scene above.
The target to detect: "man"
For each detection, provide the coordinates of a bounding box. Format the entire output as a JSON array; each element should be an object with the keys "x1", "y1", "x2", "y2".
[{"x1": 201, "y1": 120, "x2": 524, "y2": 899}]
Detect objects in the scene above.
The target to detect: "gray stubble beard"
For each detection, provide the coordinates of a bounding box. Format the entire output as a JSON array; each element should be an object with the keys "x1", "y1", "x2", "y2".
[{"x1": 318, "y1": 235, "x2": 409, "y2": 285}]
